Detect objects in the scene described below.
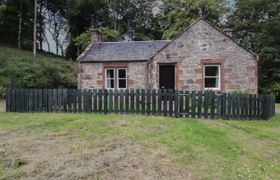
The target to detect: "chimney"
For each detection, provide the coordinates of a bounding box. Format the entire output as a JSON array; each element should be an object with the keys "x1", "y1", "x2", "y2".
[
  {"x1": 90, "y1": 29, "x2": 102, "y2": 44},
  {"x1": 223, "y1": 28, "x2": 233, "y2": 37}
]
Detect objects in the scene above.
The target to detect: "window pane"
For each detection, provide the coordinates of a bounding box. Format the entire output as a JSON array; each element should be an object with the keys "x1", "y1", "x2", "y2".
[
  {"x1": 118, "y1": 69, "x2": 126, "y2": 78},
  {"x1": 205, "y1": 66, "x2": 219, "y2": 76},
  {"x1": 106, "y1": 69, "x2": 114, "y2": 79},
  {"x1": 106, "y1": 79, "x2": 114, "y2": 88},
  {"x1": 119, "y1": 79, "x2": 126, "y2": 88},
  {"x1": 205, "y1": 78, "x2": 219, "y2": 88}
]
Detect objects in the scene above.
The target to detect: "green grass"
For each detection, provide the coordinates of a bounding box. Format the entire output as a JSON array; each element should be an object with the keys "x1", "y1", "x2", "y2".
[
  {"x1": 0, "y1": 112, "x2": 279, "y2": 179},
  {"x1": 276, "y1": 103, "x2": 280, "y2": 112},
  {"x1": 0, "y1": 100, "x2": 5, "y2": 112},
  {"x1": 0, "y1": 46, "x2": 77, "y2": 98}
]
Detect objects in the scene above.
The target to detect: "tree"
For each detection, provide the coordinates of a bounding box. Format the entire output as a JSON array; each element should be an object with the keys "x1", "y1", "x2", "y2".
[
  {"x1": 159, "y1": 0, "x2": 229, "y2": 39},
  {"x1": 107, "y1": 0, "x2": 162, "y2": 40},
  {"x1": 33, "y1": 0, "x2": 37, "y2": 57},
  {"x1": 228, "y1": 0, "x2": 280, "y2": 101},
  {"x1": 73, "y1": 27, "x2": 119, "y2": 50},
  {"x1": 0, "y1": 0, "x2": 35, "y2": 49},
  {"x1": 17, "y1": 0, "x2": 22, "y2": 49}
]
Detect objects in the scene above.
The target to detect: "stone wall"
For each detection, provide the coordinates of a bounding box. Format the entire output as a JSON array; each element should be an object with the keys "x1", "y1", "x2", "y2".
[
  {"x1": 78, "y1": 62, "x2": 148, "y2": 89},
  {"x1": 149, "y1": 19, "x2": 258, "y2": 93}
]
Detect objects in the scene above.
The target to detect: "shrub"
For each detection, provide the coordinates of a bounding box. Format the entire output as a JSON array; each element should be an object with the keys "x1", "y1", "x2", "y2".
[{"x1": 0, "y1": 46, "x2": 77, "y2": 98}]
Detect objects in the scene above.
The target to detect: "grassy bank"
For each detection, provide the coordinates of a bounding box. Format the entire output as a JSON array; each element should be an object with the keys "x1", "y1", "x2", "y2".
[
  {"x1": 0, "y1": 46, "x2": 77, "y2": 98},
  {"x1": 0, "y1": 112, "x2": 279, "y2": 179}
]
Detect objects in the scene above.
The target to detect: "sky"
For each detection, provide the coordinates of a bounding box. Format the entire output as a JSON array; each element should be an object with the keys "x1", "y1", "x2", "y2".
[{"x1": 229, "y1": 0, "x2": 235, "y2": 5}]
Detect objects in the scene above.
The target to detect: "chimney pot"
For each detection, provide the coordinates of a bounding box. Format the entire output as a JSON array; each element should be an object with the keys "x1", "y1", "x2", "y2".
[
  {"x1": 91, "y1": 29, "x2": 102, "y2": 44},
  {"x1": 223, "y1": 28, "x2": 233, "y2": 37}
]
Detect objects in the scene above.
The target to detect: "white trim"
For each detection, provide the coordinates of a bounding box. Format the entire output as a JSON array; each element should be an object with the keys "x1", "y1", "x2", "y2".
[
  {"x1": 105, "y1": 68, "x2": 115, "y2": 89},
  {"x1": 117, "y1": 68, "x2": 127, "y2": 89},
  {"x1": 203, "y1": 65, "x2": 221, "y2": 90}
]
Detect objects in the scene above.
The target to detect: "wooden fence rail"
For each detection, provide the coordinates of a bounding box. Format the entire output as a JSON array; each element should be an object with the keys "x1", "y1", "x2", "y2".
[{"x1": 5, "y1": 89, "x2": 275, "y2": 120}]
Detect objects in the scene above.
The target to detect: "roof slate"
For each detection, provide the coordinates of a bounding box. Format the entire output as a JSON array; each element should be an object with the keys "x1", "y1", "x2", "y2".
[{"x1": 78, "y1": 40, "x2": 171, "y2": 62}]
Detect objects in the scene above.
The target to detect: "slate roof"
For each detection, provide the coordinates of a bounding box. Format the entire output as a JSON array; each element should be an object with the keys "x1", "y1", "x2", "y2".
[{"x1": 77, "y1": 40, "x2": 171, "y2": 62}]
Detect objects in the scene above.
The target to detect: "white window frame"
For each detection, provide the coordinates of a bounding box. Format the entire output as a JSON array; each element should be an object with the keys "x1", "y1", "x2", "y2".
[
  {"x1": 203, "y1": 65, "x2": 221, "y2": 90},
  {"x1": 117, "y1": 68, "x2": 127, "y2": 89},
  {"x1": 105, "y1": 68, "x2": 115, "y2": 89}
]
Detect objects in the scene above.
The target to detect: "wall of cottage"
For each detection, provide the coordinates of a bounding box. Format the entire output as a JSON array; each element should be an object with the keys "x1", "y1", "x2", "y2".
[
  {"x1": 149, "y1": 20, "x2": 258, "y2": 93},
  {"x1": 78, "y1": 62, "x2": 148, "y2": 89}
]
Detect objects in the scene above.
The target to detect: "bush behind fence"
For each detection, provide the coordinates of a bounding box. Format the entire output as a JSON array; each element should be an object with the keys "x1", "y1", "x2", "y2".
[{"x1": 6, "y1": 89, "x2": 275, "y2": 120}]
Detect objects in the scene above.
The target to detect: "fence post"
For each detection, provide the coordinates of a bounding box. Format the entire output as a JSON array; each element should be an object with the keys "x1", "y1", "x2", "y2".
[
  {"x1": 191, "y1": 91, "x2": 196, "y2": 118},
  {"x1": 174, "y1": 90, "x2": 179, "y2": 118},
  {"x1": 104, "y1": 89, "x2": 108, "y2": 114},
  {"x1": 197, "y1": 91, "x2": 202, "y2": 118},
  {"x1": 125, "y1": 89, "x2": 129, "y2": 114}
]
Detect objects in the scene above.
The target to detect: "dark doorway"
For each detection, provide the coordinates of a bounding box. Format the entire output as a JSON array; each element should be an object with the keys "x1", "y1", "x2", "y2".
[{"x1": 159, "y1": 65, "x2": 175, "y2": 90}]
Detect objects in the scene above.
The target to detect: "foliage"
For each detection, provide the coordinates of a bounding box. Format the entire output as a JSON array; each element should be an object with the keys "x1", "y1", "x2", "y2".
[
  {"x1": 73, "y1": 27, "x2": 119, "y2": 50},
  {"x1": 0, "y1": 46, "x2": 77, "y2": 98},
  {"x1": 265, "y1": 82, "x2": 280, "y2": 101},
  {"x1": 0, "y1": 0, "x2": 34, "y2": 49},
  {"x1": 228, "y1": 0, "x2": 280, "y2": 102},
  {"x1": 0, "y1": 0, "x2": 278, "y2": 100},
  {"x1": 159, "y1": 0, "x2": 230, "y2": 39}
]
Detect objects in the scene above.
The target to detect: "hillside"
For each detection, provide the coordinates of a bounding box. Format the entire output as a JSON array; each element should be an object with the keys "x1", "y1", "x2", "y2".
[{"x1": 0, "y1": 46, "x2": 77, "y2": 98}]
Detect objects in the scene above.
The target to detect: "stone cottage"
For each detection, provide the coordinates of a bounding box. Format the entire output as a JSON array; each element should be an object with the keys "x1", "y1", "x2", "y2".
[{"x1": 77, "y1": 18, "x2": 258, "y2": 93}]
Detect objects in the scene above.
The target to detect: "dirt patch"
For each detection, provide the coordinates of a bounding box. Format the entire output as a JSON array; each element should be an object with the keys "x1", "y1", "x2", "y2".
[{"x1": 0, "y1": 130, "x2": 191, "y2": 179}]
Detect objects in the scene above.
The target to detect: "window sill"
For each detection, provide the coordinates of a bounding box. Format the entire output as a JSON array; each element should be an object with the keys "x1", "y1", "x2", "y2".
[{"x1": 204, "y1": 88, "x2": 221, "y2": 91}]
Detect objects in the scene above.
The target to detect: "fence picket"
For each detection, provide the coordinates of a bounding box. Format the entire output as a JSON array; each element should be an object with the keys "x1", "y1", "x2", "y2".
[
  {"x1": 210, "y1": 91, "x2": 215, "y2": 119},
  {"x1": 147, "y1": 89, "x2": 151, "y2": 115},
  {"x1": 158, "y1": 89, "x2": 162, "y2": 115},
  {"x1": 168, "y1": 89, "x2": 173, "y2": 116},
  {"x1": 191, "y1": 91, "x2": 196, "y2": 118},
  {"x1": 204, "y1": 92, "x2": 209, "y2": 119},
  {"x1": 163, "y1": 89, "x2": 167, "y2": 116},
  {"x1": 197, "y1": 91, "x2": 202, "y2": 118},
  {"x1": 125, "y1": 89, "x2": 129, "y2": 113},
  {"x1": 104, "y1": 89, "x2": 108, "y2": 114},
  {"x1": 109, "y1": 89, "x2": 113, "y2": 113},
  {"x1": 130, "y1": 89, "x2": 135, "y2": 114},
  {"x1": 152, "y1": 89, "x2": 156, "y2": 115},
  {"x1": 114, "y1": 89, "x2": 119, "y2": 114},
  {"x1": 141, "y1": 89, "x2": 145, "y2": 115},
  {"x1": 5, "y1": 88, "x2": 275, "y2": 120},
  {"x1": 136, "y1": 89, "x2": 140, "y2": 114}
]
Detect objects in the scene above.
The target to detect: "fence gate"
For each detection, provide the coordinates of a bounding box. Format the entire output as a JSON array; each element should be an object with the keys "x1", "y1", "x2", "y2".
[{"x1": 177, "y1": 91, "x2": 219, "y2": 119}]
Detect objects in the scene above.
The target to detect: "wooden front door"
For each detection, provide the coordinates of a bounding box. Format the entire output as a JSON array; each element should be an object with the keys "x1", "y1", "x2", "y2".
[{"x1": 159, "y1": 65, "x2": 175, "y2": 90}]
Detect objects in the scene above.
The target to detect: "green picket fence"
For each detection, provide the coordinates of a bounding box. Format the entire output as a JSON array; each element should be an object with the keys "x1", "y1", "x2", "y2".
[{"x1": 5, "y1": 89, "x2": 276, "y2": 120}]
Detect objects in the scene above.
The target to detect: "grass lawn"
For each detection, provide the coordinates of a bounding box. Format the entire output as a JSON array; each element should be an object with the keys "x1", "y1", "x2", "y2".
[
  {"x1": 0, "y1": 100, "x2": 5, "y2": 112},
  {"x1": 0, "y1": 111, "x2": 279, "y2": 179},
  {"x1": 276, "y1": 103, "x2": 280, "y2": 113}
]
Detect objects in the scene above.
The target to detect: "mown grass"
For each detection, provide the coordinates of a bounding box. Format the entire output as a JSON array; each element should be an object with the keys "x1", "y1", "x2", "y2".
[{"x1": 0, "y1": 111, "x2": 279, "y2": 179}]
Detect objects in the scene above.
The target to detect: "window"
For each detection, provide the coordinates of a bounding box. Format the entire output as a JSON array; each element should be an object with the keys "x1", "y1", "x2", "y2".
[
  {"x1": 105, "y1": 68, "x2": 127, "y2": 89},
  {"x1": 204, "y1": 65, "x2": 220, "y2": 90},
  {"x1": 105, "y1": 69, "x2": 115, "y2": 89},
  {"x1": 117, "y1": 68, "x2": 127, "y2": 89}
]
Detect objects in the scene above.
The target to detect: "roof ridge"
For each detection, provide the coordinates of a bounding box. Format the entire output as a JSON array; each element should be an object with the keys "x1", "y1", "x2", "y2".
[
  {"x1": 149, "y1": 17, "x2": 258, "y2": 61},
  {"x1": 101, "y1": 40, "x2": 171, "y2": 44}
]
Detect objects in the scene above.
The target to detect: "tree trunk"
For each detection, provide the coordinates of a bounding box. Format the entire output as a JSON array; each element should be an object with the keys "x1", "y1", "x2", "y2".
[
  {"x1": 33, "y1": 0, "x2": 37, "y2": 57},
  {"x1": 17, "y1": 0, "x2": 22, "y2": 49},
  {"x1": 39, "y1": 0, "x2": 43, "y2": 50},
  {"x1": 54, "y1": 23, "x2": 59, "y2": 55},
  {"x1": 60, "y1": 45, "x2": 64, "y2": 59},
  {"x1": 43, "y1": 32, "x2": 50, "y2": 52}
]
